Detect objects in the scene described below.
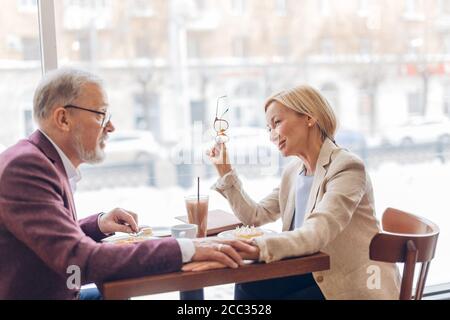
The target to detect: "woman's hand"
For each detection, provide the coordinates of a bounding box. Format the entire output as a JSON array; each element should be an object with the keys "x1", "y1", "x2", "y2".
[
  {"x1": 238, "y1": 240, "x2": 260, "y2": 261},
  {"x1": 207, "y1": 143, "x2": 232, "y2": 177}
]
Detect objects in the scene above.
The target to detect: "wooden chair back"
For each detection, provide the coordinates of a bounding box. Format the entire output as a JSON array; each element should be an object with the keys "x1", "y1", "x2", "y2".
[{"x1": 370, "y1": 208, "x2": 439, "y2": 300}]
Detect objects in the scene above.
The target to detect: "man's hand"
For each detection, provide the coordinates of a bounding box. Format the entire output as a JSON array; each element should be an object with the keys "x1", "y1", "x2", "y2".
[
  {"x1": 184, "y1": 239, "x2": 259, "y2": 272},
  {"x1": 182, "y1": 261, "x2": 227, "y2": 272},
  {"x1": 98, "y1": 208, "x2": 139, "y2": 235}
]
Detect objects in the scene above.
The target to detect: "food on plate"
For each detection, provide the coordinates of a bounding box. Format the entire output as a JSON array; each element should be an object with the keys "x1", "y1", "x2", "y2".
[
  {"x1": 233, "y1": 226, "x2": 264, "y2": 240},
  {"x1": 105, "y1": 227, "x2": 154, "y2": 245},
  {"x1": 113, "y1": 237, "x2": 148, "y2": 245},
  {"x1": 138, "y1": 227, "x2": 153, "y2": 237}
]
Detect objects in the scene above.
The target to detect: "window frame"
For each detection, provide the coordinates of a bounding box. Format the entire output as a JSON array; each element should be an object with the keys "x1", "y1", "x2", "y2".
[{"x1": 37, "y1": 0, "x2": 58, "y2": 74}]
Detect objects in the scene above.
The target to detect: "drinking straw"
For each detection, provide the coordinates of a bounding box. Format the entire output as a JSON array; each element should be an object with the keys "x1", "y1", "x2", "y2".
[{"x1": 197, "y1": 177, "x2": 200, "y2": 202}]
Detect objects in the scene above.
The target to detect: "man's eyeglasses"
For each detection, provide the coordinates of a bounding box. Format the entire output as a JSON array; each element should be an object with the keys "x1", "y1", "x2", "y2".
[
  {"x1": 214, "y1": 96, "x2": 230, "y2": 143},
  {"x1": 64, "y1": 105, "x2": 112, "y2": 128}
]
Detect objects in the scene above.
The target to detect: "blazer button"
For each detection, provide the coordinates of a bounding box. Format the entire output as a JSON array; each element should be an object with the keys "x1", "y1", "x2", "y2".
[{"x1": 316, "y1": 276, "x2": 324, "y2": 283}]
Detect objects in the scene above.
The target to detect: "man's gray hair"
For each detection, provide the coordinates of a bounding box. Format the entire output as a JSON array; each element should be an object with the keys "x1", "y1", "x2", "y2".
[{"x1": 33, "y1": 68, "x2": 103, "y2": 123}]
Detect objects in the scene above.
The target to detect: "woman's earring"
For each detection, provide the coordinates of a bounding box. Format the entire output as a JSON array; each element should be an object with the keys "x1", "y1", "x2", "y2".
[{"x1": 308, "y1": 123, "x2": 313, "y2": 127}]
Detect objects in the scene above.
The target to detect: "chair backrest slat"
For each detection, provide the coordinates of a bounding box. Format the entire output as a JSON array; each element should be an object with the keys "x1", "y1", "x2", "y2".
[
  {"x1": 399, "y1": 240, "x2": 418, "y2": 300},
  {"x1": 415, "y1": 262, "x2": 430, "y2": 300}
]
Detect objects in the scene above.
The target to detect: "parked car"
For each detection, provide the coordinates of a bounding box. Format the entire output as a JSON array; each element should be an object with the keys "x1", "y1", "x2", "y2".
[
  {"x1": 335, "y1": 128, "x2": 368, "y2": 161},
  {"x1": 335, "y1": 128, "x2": 367, "y2": 150},
  {"x1": 381, "y1": 117, "x2": 450, "y2": 147},
  {"x1": 77, "y1": 130, "x2": 178, "y2": 189},
  {"x1": 101, "y1": 130, "x2": 165, "y2": 166}
]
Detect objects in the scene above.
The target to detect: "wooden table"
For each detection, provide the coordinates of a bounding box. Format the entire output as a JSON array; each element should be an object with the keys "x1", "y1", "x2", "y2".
[{"x1": 102, "y1": 252, "x2": 330, "y2": 300}]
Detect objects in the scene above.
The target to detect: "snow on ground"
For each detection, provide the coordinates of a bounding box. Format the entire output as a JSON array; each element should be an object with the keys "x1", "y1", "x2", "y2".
[{"x1": 75, "y1": 160, "x2": 450, "y2": 299}]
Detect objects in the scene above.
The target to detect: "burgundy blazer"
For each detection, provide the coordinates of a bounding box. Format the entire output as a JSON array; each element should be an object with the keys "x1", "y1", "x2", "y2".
[{"x1": 0, "y1": 131, "x2": 182, "y2": 300}]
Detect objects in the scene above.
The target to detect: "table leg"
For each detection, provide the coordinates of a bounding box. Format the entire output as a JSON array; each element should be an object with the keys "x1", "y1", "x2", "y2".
[{"x1": 180, "y1": 289, "x2": 205, "y2": 300}]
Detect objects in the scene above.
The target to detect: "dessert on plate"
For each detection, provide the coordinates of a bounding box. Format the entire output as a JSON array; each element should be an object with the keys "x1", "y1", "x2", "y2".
[
  {"x1": 232, "y1": 225, "x2": 264, "y2": 240},
  {"x1": 104, "y1": 227, "x2": 154, "y2": 245}
]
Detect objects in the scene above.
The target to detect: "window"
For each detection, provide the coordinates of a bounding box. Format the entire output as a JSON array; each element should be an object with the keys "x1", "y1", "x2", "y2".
[
  {"x1": 408, "y1": 91, "x2": 423, "y2": 115},
  {"x1": 443, "y1": 35, "x2": 450, "y2": 54},
  {"x1": 194, "y1": 0, "x2": 206, "y2": 11},
  {"x1": 439, "y1": 0, "x2": 450, "y2": 15},
  {"x1": 23, "y1": 108, "x2": 34, "y2": 136},
  {"x1": 408, "y1": 37, "x2": 424, "y2": 55},
  {"x1": 359, "y1": 37, "x2": 372, "y2": 55},
  {"x1": 17, "y1": 0, "x2": 37, "y2": 12},
  {"x1": 275, "y1": 0, "x2": 288, "y2": 16},
  {"x1": 231, "y1": 0, "x2": 246, "y2": 16},
  {"x1": 405, "y1": 0, "x2": 418, "y2": 14},
  {"x1": 63, "y1": 0, "x2": 113, "y2": 30},
  {"x1": 130, "y1": 0, "x2": 153, "y2": 17},
  {"x1": 77, "y1": 34, "x2": 93, "y2": 61},
  {"x1": 444, "y1": 84, "x2": 450, "y2": 117},
  {"x1": 135, "y1": 36, "x2": 152, "y2": 58},
  {"x1": 358, "y1": 0, "x2": 370, "y2": 16},
  {"x1": 232, "y1": 36, "x2": 249, "y2": 57},
  {"x1": 321, "y1": 83, "x2": 340, "y2": 116},
  {"x1": 235, "y1": 82, "x2": 259, "y2": 97},
  {"x1": 275, "y1": 37, "x2": 290, "y2": 58},
  {"x1": 190, "y1": 100, "x2": 206, "y2": 124},
  {"x1": 234, "y1": 106, "x2": 243, "y2": 126},
  {"x1": 320, "y1": 38, "x2": 335, "y2": 56},
  {"x1": 319, "y1": 0, "x2": 331, "y2": 17},
  {"x1": 134, "y1": 92, "x2": 161, "y2": 140},
  {"x1": 358, "y1": 87, "x2": 373, "y2": 134},
  {"x1": 0, "y1": 0, "x2": 41, "y2": 148},
  {"x1": 187, "y1": 37, "x2": 201, "y2": 58},
  {"x1": 21, "y1": 37, "x2": 41, "y2": 61},
  {"x1": 403, "y1": 0, "x2": 424, "y2": 20}
]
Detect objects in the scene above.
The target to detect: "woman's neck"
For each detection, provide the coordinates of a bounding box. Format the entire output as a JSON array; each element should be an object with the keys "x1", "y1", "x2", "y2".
[{"x1": 298, "y1": 137, "x2": 324, "y2": 176}]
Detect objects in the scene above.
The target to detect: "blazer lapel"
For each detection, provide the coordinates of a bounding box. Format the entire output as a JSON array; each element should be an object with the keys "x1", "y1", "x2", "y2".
[
  {"x1": 304, "y1": 139, "x2": 336, "y2": 220},
  {"x1": 28, "y1": 130, "x2": 78, "y2": 221},
  {"x1": 283, "y1": 161, "x2": 304, "y2": 231}
]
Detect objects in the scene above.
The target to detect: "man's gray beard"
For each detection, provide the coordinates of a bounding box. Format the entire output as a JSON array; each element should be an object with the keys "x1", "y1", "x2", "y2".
[{"x1": 73, "y1": 130, "x2": 105, "y2": 164}]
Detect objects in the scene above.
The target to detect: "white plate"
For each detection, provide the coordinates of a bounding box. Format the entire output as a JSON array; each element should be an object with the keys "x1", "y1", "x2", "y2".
[
  {"x1": 101, "y1": 226, "x2": 172, "y2": 244},
  {"x1": 217, "y1": 228, "x2": 276, "y2": 240},
  {"x1": 151, "y1": 226, "x2": 172, "y2": 237},
  {"x1": 101, "y1": 233, "x2": 157, "y2": 244}
]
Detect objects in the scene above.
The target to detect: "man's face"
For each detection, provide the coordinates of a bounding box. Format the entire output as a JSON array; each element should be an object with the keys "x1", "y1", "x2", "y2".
[{"x1": 70, "y1": 83, "x2": 115, "y2": 164}]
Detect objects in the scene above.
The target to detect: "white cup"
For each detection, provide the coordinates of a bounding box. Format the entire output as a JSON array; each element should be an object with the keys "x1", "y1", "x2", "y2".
[{"x1": 171, "y1": 224, "x2": 198, "y2": 239}]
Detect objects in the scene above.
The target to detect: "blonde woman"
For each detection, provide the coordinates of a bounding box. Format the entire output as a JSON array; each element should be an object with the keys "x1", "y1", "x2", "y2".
[{"x1": 207, "y1": 85, "x2": 401, "y2": 300}]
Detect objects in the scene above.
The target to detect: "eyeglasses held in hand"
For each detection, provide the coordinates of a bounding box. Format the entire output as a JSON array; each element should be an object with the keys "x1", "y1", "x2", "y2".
[{"x1": 214, "y1": 96, "x2": 230, "y2": 144}]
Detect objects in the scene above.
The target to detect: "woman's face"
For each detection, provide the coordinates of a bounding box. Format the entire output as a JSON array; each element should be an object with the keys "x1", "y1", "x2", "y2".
[{"x1": 265, "y1": 101, "x2": 311, "y2": 157}]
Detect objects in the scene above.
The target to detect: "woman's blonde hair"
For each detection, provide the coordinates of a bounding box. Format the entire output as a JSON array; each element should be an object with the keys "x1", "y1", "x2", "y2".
[{"x1": 265, "y1": 85, "x2": 338, "y2": 142}]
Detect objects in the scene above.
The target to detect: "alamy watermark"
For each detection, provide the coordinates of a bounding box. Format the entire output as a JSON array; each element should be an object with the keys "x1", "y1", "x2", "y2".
[
  {"x1": 366, "y1": 265, "x2": 381, "y2": 290},
  {"x1": 66, "y1": 265, "x2": 81, "y2": 290},
  {"x1": 168, "y1": 122, "x2": 281, "y2": 176}
]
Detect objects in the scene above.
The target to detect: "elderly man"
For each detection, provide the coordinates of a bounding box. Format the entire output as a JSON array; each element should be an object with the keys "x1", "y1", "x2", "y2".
[{"x1": 0, "y1": 68, "x2": 254, "y2": 300}]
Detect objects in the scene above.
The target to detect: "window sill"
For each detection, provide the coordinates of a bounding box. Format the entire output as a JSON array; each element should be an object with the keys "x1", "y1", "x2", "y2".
[{"x1": 423, "y1": 283, "x2": 450, "y2": 300}]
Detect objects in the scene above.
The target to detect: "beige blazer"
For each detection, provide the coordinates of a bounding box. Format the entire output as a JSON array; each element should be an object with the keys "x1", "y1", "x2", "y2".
[{"x1": 213, "y1": 138, "x2": 401, "y2": 300}]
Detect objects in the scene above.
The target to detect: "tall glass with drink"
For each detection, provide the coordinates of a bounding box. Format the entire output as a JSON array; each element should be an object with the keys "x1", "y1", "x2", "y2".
[{"x1": 184, "y1": 195, "x2": 209, "y2": 238}]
